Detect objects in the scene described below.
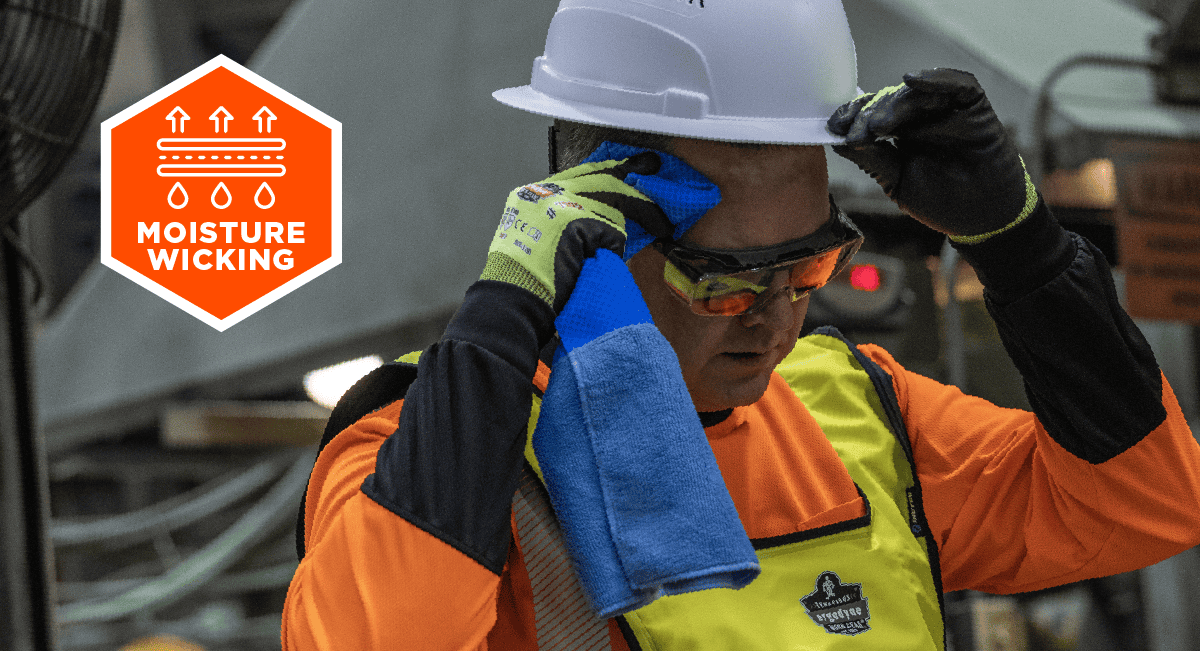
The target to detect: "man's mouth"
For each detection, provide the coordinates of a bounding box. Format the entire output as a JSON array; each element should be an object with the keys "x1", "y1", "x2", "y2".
[{"x1": 723, "y1": 351, "x2": 766, "y2": 360}]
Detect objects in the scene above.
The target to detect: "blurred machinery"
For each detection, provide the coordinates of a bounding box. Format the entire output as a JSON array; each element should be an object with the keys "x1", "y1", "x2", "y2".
[{"x1": 808, "y1": 251, "x2": 916, "y2": 332}]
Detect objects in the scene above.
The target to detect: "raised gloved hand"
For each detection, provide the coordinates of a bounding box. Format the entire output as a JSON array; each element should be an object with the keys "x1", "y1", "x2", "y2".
[
  {"x1": 827, "y1": 68, "x2": 1038, "y2": 244},
  {"x1": 480, "y1": 152, "x2": 672, "y2": 313}
]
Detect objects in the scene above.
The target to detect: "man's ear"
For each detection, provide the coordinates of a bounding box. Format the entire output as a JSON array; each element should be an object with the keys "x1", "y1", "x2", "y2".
[{"x1": 625, "y1": 245, "x2": 664, "y2": 302}]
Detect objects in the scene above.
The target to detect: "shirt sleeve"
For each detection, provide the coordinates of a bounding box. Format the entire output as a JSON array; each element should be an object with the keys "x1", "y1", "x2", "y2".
[
  {"x1": 282, "y1": 401, "x2": 503, "y2": 650},
  {"x1": 862, "y1": 199, "x2": 1200, "y2": 594},
  {"x1": 282, "y1": 280, "x2": 556, "y2": 649}
]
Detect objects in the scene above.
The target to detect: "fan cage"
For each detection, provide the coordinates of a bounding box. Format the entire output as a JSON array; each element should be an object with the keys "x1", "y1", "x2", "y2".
[{"x1": 1, "y1": 0, "x2": 122, "y2": 228}]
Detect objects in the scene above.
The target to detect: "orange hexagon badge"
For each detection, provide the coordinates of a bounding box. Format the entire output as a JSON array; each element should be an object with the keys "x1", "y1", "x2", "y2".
[{"x1": 102, "y1": 55, "x2": 341, "y2": 331}]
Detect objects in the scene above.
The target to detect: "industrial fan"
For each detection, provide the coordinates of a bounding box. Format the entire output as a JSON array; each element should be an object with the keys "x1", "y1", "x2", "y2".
[{"x1": 0, "y1": 1, "x2": 122, "y2": 650}]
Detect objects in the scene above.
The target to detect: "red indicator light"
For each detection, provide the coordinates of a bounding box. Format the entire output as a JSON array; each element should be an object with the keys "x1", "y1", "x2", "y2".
[{"x1": 850, "y1": 264, "x2": 881, "y2": 292}]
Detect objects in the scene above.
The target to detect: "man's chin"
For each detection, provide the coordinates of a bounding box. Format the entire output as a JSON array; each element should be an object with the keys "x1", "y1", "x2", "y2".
[{"x1": 689, "y1": 370, "x2": 774, "y2": 413}]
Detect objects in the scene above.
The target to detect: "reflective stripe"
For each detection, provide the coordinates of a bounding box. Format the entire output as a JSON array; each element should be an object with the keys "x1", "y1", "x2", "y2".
[{"x1": 513, "y1": 467, "x2": 612, "y2": 650}]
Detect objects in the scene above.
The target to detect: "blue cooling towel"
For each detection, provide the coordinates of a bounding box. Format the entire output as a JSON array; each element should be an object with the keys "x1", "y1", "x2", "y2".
[
  {"x1": 582, "y1": 142, "x2": 721, "y2": 260},
  {"x1": 534, "y1": 250, "x2": 760, "y2": 619}
]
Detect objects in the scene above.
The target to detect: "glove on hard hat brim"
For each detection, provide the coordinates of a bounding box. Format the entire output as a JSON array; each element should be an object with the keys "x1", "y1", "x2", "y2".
[{"x1": 493, "y1": 85, "x2": 857, "y2": 145}]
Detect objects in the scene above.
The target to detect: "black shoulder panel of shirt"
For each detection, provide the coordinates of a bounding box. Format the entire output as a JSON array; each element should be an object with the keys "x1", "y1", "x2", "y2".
[
  {"x1": 358, "y1": 280, "x2": 555, "y2": 575},
  {"x1": 296, "y1": 360, "x2": 420, "y2": 560},
  {"x1": 953, "y1": 197, "x2": 1166, "y2": 464}
]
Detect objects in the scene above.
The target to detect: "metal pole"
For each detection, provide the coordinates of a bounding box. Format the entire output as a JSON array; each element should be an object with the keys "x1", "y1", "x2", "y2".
[
  {"x1": 939, "y1": 239, "x2": 967, "y2": 391},
  {"x1": 0, "y1": 229, "x2": 58, "y2": 651},
  {"x1": 938, "y1": 239, "x2": 977, "y2": 651}
]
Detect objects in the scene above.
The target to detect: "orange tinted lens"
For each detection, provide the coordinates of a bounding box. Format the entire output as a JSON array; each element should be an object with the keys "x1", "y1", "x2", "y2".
[
  {"x1": 789, "y1": 249, "x2": 842, "y2": 289},
  {"x1": 697, "y1": 291, "x2": 758, "y2": 316}
]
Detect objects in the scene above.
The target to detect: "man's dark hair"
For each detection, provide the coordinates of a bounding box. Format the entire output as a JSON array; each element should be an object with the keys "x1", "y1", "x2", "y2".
[
  {"x1": 551, "y1": 119, "x2": 675, "y2": 172},
  {"x1": 550, "y1": 119, "x2": 788, "y2": 172}
]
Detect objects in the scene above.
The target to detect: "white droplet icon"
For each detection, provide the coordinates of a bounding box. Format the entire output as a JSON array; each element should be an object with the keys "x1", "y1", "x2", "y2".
[
  {"x1": 211, "y1": 182, "x2": 232, "y2": 209},
  {"x1": 168, "y1": 182, "x2": 189, "y2": 209},
  {"x1": 254, "y1": 182, "x2": 276, "y2": 209}
]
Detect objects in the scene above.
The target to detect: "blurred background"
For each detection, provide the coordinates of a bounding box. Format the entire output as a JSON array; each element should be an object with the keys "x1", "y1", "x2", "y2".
[{"x1": 4, "y1": 0, "x2": 1200, "y2": 649}]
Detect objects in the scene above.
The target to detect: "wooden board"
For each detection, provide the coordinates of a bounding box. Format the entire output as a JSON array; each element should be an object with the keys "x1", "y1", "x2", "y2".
[{"x1": 162, "y1": 401, "x2": 330, "y2": 448}]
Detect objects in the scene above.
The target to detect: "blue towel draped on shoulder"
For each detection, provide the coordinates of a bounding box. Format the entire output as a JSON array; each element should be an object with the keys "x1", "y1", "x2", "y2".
[{"x1": 533, "y1": 249, "x2": 760, "y2": 619}]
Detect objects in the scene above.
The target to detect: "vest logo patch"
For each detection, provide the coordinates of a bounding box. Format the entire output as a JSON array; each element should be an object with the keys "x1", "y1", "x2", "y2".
[{"x1": 801, "y1": 571, "x2": 871, "y2": 636}]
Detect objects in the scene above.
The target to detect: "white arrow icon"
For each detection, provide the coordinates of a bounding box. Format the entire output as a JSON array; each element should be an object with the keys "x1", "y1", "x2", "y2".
[
  {"x1": 166, "y1": 106, "x2": 190, "y2": 133},
  {"x1": 253, "y1": 107, "x2": 277, "y2": 134},
  {"x1": 209, "y1": 106, "x2": 234, "y2": 133}
]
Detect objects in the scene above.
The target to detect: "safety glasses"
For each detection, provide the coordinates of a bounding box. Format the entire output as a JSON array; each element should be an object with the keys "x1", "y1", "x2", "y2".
[{"x1": 653, "y1": 197, "x2": 863, "y2": 316}]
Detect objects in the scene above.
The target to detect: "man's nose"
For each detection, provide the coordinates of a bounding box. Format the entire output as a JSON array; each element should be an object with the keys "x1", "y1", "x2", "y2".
[{"x1": 738, "y1": 284, "x2": 798, "y2": 331}]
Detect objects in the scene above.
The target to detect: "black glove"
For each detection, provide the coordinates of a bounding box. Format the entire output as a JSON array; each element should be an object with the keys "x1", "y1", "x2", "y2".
[
  {"x1": 480, "y1": 151, "x2": 669, "y2": 314},
  {"x1": 827, "y1": 68, "x2": 1038, "y2": 243}
]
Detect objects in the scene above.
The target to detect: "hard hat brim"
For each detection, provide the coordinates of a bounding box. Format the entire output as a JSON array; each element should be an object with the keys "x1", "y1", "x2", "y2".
[{"x1": 494, "y1": 85, "x2": 850, "y2": 146}]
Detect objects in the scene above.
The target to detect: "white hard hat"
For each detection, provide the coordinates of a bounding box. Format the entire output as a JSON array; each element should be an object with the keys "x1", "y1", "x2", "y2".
[{"x1": 493, "y1": 0, "x2": 860, "y2": 145}]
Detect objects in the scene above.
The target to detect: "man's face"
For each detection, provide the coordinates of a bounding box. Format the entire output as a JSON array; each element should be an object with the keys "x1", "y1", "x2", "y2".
[{"x1": 628, "y1": 139, "x2": 830, "y2": 413}]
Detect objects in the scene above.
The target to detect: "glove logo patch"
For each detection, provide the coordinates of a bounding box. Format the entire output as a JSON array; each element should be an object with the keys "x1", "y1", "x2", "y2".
[
  {"x1": 517, "y1": 182, "x2": 564, "y2": 203},
  {"x1": 498, "y1": 206, "x2": 542, "y2": 250},
  {"x1": 801, "y1": 571, "x2": 871, "y2": 636},
  {"x1": 500, "y1": 207, "x2": 519, "y2": 232}
]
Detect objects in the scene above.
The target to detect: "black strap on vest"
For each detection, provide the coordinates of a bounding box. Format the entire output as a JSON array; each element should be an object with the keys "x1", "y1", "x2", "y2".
[
  {"x1": 295, "y1": 360, "x2": 419, "y2": 561},
  {"x1": 810, "y1": 326, "x2": 912, "y2": 457},
  {"x1": 809, "y1": 325, "x2": 949, "y2": 646}
]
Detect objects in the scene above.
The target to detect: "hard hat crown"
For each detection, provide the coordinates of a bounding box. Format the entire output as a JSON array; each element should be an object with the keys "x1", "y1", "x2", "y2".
[{"x1": 494, "y1": 0, "x2": 860, "y2": 144}]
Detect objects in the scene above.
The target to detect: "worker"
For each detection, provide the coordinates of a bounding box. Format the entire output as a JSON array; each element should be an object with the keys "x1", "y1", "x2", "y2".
[{"x1": 282, "y1": 1, "x2": 1200, "y2": 649}]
